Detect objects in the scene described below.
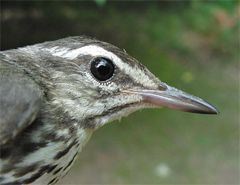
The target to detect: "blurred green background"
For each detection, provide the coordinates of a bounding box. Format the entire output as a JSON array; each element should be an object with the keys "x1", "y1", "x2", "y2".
[{"x1": 1, "y1": 1, "x2": 239, "y2": 184}]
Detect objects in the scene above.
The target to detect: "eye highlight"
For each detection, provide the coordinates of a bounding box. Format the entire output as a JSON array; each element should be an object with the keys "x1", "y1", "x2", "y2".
[{"x1": 90, "y1": 57, "x2": 115, "y2": 81}]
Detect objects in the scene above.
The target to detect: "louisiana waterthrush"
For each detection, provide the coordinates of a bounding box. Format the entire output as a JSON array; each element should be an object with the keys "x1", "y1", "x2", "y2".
[{"x1": 0, "y1": 36, "x2": 218, "y2": 185}]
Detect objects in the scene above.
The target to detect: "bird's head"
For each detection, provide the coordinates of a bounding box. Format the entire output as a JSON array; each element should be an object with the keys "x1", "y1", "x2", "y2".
[{"x1": 29, "y1": 36, "x2": 217, "y2": 129}]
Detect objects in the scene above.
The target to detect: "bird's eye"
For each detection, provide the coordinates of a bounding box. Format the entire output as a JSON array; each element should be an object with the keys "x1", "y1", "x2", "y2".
[{"x1": 90, "y1": 57, "x2": 115, "y2": 81}]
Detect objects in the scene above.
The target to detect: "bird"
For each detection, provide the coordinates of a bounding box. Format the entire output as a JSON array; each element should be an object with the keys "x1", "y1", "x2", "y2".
[{"x1": 0, "y1": 36, "x2": 218, "y2": 185}]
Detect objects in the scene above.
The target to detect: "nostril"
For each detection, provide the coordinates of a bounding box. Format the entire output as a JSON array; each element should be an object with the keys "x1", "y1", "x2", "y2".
[{"x1": 158, "y1": 83, "x2": 168, "y2": 91}]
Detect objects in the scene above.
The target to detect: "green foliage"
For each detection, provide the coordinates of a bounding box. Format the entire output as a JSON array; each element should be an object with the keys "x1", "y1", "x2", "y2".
[{"x1": 94, "y1": 0, "x2": 107, "y2": 7}]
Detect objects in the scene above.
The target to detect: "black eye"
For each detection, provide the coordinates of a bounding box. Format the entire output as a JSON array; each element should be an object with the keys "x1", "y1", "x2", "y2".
[{"x1": 90, "y1": 57, "x2": 115, "y2": 81}]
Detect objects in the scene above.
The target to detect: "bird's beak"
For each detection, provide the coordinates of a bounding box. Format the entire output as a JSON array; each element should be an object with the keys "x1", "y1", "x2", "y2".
[{"x1": 122, "y1": 82, "x2": 218, "y2": 114}]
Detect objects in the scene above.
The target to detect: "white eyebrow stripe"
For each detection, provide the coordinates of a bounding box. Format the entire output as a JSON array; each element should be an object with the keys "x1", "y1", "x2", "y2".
[
  {"x1": 44, "y1": 46, "x2": 70, "y2": 56},
  {"x1": 50, "y1": 45, "x2": 157, "y2": 88}
]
